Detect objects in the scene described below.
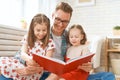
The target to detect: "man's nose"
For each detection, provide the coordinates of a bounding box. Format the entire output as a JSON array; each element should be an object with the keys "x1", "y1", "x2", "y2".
[{"x1": 58, "y1": 22, "x2": 64, "y2": 26}]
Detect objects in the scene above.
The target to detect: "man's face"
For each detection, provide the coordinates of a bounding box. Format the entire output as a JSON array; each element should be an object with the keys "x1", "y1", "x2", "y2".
[{"x1": 52, "y1": 10, "x2": 71, "y2": 34}]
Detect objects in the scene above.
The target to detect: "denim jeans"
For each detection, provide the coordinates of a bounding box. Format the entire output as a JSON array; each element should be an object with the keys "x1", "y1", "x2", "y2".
[
  {"x1": 0, "y1": 72, "x2": 115, "y2": 80},
  {"x1": 39, "y1": 72, "x2": 50, "y2": 80},
  {"x1": 0, "y1": 75, "x2": 13, "y2": 80},
  {"x1": 39, "y1": 72, "x2": 115, "y2": 80},
  {"x1": 87, "y1": 72, "x2": 115, "y2": 80}
]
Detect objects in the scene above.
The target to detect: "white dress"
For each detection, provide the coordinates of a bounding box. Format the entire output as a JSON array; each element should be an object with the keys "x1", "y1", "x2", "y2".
[
  {"x1": 0, "y1": 36, "x2": 55, "y2": 80},
  {"x1": 66, "y1": 45, "x2": 90, "y2": 59}
]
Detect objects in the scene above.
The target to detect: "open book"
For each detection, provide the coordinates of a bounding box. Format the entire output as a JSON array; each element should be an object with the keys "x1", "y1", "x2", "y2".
[{"x1": 32, "y1": 53, "x2": 94, "y2": 75}]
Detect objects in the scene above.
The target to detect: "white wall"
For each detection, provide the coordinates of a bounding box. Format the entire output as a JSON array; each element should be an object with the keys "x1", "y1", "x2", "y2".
[
  {"x1": 0, "y1": 0, "x2": 57, "y2": 29},
  {"x1": 0, "y1": 0, "x2": 22, "y2": 28},
  {"x1": 61, "y1": 0, "x2": 120, "y2": 36},
  {"x1": 1, "y1": 0, "x2": 120, "y2": 34}
]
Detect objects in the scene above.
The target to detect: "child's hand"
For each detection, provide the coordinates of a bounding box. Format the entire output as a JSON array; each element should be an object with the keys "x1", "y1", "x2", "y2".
[
  {"x1": 26, "y1": 58, "x2": 40, "y2": 67},
  {"x1": 16, "y1": 66, "x2": 43, "y2": 76},
  {"x1": 20, "y1": 52, "x2": 40, "y2": 66},
  {"x1": 77, "y1": 62, "x2": 92, "y2": 72}
]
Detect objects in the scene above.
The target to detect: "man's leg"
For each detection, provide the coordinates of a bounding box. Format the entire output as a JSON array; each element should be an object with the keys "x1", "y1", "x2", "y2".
[
  {"x1": 39, "y1": 72, "x2": 50, "y2": 80},
  {"x1": 87, "y1": 72, "x2": 115, "y2": 80},
  {"x1": 0, "y1": 75, "x2": 13, "y2": 80},
  {"x1": 45, "y1": 73, "x2": 59, "y2": 80}
]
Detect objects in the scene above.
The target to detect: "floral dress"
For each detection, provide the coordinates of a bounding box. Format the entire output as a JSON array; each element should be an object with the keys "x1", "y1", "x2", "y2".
[{"x1": 0, "y1": 36, "x2": 55, "y2": 80}]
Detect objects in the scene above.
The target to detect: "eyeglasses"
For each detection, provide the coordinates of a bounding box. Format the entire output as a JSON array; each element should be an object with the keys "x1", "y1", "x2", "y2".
[{"x1": 54, "y1": 17, "x2": 69, "y2": 25}]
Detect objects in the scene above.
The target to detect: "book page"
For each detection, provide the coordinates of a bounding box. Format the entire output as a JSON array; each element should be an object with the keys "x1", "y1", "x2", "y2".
[
  {"x1": 66, "y1": 53, "x2": 94, "y2": 64},
  {"x1": 34, "y1": 54, "x2": 66, "y2": 65}
]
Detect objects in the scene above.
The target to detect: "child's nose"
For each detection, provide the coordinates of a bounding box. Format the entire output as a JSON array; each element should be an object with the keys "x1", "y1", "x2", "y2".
[{"x1": 39, "y1": 31, "x2": 44, "y2": 35}]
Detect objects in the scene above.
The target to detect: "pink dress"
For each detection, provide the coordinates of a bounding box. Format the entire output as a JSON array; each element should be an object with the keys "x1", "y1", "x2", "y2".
[{"x1": 0, "y1": 36, "x2": 55, "y2": 80}]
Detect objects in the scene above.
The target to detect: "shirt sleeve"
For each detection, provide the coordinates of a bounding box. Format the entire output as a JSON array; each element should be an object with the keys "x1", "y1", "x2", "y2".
[
  {"x1": 21, "y1": 35, "x2": 27, "y2": 45},
  {"x1": 15, "y1": 35, "x2": 27, "y2": 65}
]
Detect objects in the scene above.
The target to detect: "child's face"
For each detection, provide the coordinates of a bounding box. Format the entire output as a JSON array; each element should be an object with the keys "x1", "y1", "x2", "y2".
[
  {"x1": 34, "y1": 23, "x2": 47, "y2": 41},
  {"x1": 69, "y1": 28, "x2": 83, "y2": 46}
]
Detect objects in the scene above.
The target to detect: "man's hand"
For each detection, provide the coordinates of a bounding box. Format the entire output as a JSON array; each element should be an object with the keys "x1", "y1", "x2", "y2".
[{"x1": 77, "y1": 62, "x2": 93, "y2": 72}]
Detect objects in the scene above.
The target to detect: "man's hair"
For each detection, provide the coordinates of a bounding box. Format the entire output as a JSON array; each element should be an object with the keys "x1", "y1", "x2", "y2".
[{"x1": 55, "y1": 2, "x2": 73, "y2": 17}]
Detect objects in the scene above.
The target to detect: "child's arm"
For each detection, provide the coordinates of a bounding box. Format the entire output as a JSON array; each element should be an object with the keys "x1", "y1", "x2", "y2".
[
  {"x1": 77, "y1": 46, "x2": 93, "y2": 72},
  {"x1": 20, "y1": 43, "x2": 39, "y2": 66},
  {"x1": 16, "y1": 43, "x2": 43, "y2": 76},
  {"x1": 45, "y1": 49, "x2": 54, "y2": 57},
  {"x1": 20, "y1": 43, "x2": 30, "y2": 61}
]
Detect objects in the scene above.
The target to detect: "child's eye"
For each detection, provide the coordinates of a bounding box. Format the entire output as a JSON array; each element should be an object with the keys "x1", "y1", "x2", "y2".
[
  {"x1": 37, "y1": 29, "x2": 40, "y2": 32},
  {"x1": 42, "y1": 29, "x2": 47, "y2": 32},
  {"x1": 75, "y1": 36, "x2": 79, "y2": 38},
  {"x1": 69, "y1": 36, "x2": 73, "y2": 38}
]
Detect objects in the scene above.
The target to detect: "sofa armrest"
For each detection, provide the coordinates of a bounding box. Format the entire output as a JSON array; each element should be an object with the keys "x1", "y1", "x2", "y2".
[{"x1": 87, "y1": 35, "x2": 104, "y2": 68}]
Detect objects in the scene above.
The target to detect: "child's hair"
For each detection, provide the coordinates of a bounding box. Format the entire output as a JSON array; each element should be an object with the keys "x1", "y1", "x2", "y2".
[
  {"x1": 27, "y1": 13, "x2": 50, "y2": 49},
  {"x1": 68, "y1": 24, "x2": 87, "y2": 45}
]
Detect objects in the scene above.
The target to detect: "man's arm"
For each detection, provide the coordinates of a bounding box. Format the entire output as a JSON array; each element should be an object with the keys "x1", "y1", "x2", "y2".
[{"x1": 14, "y1": 50, "x2": 26, "y2": 65}]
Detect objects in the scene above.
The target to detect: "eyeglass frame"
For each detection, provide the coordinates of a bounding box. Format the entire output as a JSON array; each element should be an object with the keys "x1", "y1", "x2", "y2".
[{"x1": 54, "y1": 17, "x2": 70, "y2": 25}]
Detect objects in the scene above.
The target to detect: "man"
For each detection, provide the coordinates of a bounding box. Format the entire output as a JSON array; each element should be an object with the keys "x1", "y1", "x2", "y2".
[
  {"x1": 41, "y1": 2, "x2": 90, "y2": 80},
  {"x1": 40, "y1": 2, "x2": 74, "y2": 80},
  {"x1": 51, "y1": 2, "x2": 72, "y2": 61},
  {"x1": 40, "y1": 2, "x2": 115, "y2": 80}
]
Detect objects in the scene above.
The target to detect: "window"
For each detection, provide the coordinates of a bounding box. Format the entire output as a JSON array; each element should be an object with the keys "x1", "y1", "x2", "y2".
[{"x1": 0, "y1": 0, "x2": 57, "y2": 28}]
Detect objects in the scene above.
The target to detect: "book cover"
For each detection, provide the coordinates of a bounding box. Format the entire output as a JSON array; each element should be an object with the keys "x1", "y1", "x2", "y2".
[{"x1": 32, "y1": 53, "x2": 94, "y2": 75}]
